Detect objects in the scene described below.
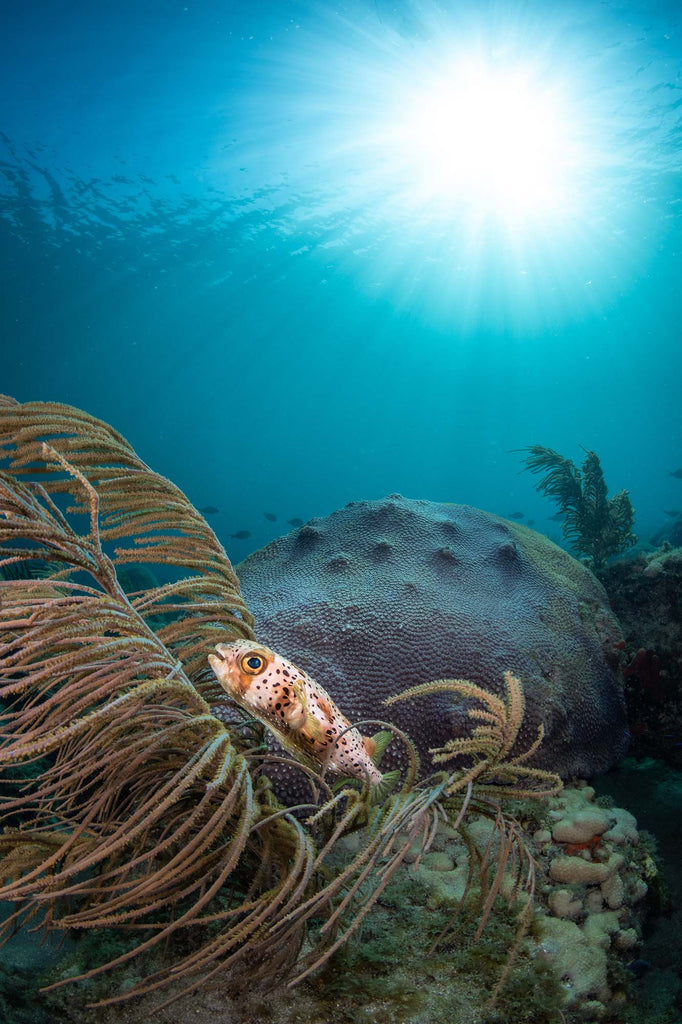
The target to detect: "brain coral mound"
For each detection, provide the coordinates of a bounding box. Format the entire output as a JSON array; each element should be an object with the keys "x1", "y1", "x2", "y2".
[{"x1": 236, "y1": 495, "x2": 628, "y2": 780}]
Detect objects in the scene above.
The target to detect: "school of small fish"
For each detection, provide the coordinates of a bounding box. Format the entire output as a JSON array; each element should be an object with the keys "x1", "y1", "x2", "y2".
[
  {"x1": 226, "y1": 516, "x2": 304, "y2": 540},
  {"x1": 215, "y1": 468, "x2": 682, "y2": 544}
]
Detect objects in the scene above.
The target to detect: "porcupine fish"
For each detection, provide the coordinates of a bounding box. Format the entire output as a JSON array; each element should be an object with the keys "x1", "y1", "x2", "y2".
[{"x1": 208, "y1": 639, "x2": 397, "y2": 793}]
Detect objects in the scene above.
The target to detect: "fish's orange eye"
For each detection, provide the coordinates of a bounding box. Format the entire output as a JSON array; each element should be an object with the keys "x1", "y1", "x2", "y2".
[{"x1": 240, "y1": 652, "x2": 267, "y2": 674}]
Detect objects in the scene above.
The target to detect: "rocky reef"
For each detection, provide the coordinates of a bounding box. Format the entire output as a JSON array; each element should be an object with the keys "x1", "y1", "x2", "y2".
[
  {"x1": 532, "y1": 783, "x2": 651, "y2": 1018},
  {"x1": 602, "y1": 547, "x2": 682, "y2": 769},
  {"x1": 237, "y1": 495, "x2": 628, "y2": 787}
]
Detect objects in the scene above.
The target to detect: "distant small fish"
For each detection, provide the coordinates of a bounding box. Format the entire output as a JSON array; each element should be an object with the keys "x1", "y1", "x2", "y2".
[
  {"x1": 549, "y1": 512, "x2": 564, "y2": 521},
  {"x1": 508, "y1": 511, "x2": 525, "y2": 520},
  {"x1": 663, "y1": 509, "x2": 682, "y2": 518},
  {"x1": 669, "y1": 469, "x2": 682, "y2": 479},
  {"x1": 287, "y1": 517, "x2": 304, "y2": 527},
  {"x1": 229, "y1": 530, "x2": 251, "y2": 540},
  {"x1": 264, "y1": 512, "x2": 277, "y2": 522},
  {"x1": 198, "y1": 505, "x2": 219, "y2": 515},
  {"x1": 527, "y1": 519, "x2": 535, "y2": 528}
]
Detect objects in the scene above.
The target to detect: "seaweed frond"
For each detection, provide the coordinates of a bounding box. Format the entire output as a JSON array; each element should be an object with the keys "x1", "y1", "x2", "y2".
[
  {"x1": 0, "y1": 397, "x2": 438, "y2": 1008},
  {"x1": 0, "y1": 405, "x2": 313, "y2": 1000},
  {"x1": 0, "y1": 395, "x2": 254, "y2": 690},
  {"x1": 520, "y1": 444, "x2": 636, "y2": 572}
]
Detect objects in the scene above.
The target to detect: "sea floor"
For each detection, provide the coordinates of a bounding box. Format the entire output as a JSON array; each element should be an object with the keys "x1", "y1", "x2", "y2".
[{"x1": 2, "y1": 758, "x2": 681, "y2": 1024}]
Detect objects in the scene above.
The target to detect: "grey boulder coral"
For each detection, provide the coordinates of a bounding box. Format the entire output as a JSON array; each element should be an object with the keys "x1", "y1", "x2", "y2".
[{"x1": 237, "y1": 495, "x2": 628, "y2": 785}]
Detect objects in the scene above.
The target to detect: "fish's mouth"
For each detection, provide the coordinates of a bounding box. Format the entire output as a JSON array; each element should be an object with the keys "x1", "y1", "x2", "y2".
[{"x1": 212, "y1": 645, "x2": 228, "y2": 662}]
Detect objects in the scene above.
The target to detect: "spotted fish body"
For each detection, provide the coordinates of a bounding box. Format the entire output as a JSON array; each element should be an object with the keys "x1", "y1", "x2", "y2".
[{"x1": 208, "y1": 639, "x2": 383, "y2": 786}]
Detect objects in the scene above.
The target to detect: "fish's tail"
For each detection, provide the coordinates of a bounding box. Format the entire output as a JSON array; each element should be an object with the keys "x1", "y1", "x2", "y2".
[
  {"x1": 369, "y1": 768, "x2": 401, "y2": 803},
  {"x1": 369, "y1": 729, "x2": 394, "y2": 766}
]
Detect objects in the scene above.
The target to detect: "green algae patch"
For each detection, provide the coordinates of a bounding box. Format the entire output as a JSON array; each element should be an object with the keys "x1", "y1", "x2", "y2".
[{"x1": 310, "y1": 866, "x2": 566, "y2": 1024}]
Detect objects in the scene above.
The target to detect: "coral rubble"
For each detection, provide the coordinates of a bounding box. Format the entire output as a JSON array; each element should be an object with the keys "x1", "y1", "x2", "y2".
[{"x1": 532, "y1": 784, "x2": 652, "y2": 1019}]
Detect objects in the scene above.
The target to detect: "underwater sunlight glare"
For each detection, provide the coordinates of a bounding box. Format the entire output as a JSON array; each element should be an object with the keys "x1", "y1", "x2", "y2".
[
  {"x1": 392, "y1": 60, "x2": 572, "y2": 222},
  {"x1": 227, "y1": 4, "x2": 638, "y2": 328}
]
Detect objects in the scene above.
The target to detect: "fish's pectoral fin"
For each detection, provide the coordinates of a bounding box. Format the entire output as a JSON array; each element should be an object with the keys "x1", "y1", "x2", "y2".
[
  {"x1": 282, "y1": 701, "x2": 307, "y2": 730},
  {"x1": 301, "y1": 713, "x2": 332, "y2": 746},
  {"x1": 291, "y1": 679, "x2": 309, "y2": 711}
]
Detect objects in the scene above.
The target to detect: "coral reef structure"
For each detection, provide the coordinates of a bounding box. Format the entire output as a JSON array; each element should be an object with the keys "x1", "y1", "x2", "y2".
[
  {"x1": 602, "y1": 547, "x2": 682, "y2": 769},
  {"x1": 21, "y1": 784, "x2": 648, "y2": 1024},
  {"x1": 237, "y1": 495, "x2": 628, "y2": 790},
  {"x1": 531, "y1": 783, "x2": 651, "y2": 1018},
  {"x1": 649, "y1": 514, "x2": 682, "y2": 549}
]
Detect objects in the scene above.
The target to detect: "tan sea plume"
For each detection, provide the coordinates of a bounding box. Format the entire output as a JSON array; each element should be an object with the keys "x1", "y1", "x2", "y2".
[{"x1": 0, "y1": 397, "x2": 561, "y2": 1011}]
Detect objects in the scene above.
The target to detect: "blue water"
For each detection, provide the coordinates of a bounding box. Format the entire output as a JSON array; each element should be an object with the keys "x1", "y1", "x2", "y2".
[{"x1": 1, "y1": 0, "x2": 681, "y2": 559}]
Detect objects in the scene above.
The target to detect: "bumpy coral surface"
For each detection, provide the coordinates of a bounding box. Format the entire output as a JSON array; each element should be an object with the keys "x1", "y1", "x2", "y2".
[{"x1": 237, "y1": 496, "x2": 628, "y2": 781}]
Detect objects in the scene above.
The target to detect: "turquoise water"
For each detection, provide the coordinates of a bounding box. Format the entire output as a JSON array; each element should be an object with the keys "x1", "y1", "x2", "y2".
[
  {"x1": 2, "y1": 7, "x2": 682, "y2": 1020},
  {"x1": 1, "y1": 0, "x2": 680, "y2": 557}
]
